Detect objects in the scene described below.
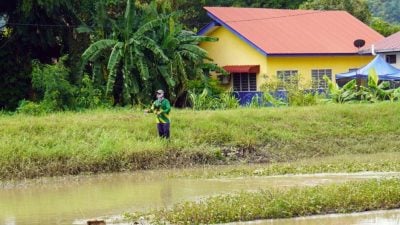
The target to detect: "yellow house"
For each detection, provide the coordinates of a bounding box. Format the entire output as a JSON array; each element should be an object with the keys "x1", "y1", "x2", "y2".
[{"x1": 199, "y1": 7, "x2": 384, "y2": 98}]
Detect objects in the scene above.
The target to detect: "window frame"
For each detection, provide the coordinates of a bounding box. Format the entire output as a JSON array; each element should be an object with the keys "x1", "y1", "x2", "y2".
[
  {"x1": 232, "y1": 73, "x2": 257, "y2": 92},
  {"x1": 311, "y1": 69, "x2": 332, "y2": 89},
  {"x1": 386, "y1": 54, "x2": 397, "y2": 64},
  {"x1": 276, "y1": 70, "x2": 298, "y2": 89}
]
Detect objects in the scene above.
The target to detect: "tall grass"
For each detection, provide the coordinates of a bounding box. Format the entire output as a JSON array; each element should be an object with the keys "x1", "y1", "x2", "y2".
[
  {"x1": 150, "y1": 178, "x2": 400, "y2": 224},
  {"x1": 1, "y1": 102, "x2": 400, "y2": 179}
]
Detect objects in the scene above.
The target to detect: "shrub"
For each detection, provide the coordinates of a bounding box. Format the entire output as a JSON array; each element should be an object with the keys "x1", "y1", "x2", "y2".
[
  {"x1": 260, "y1": 74, "x2": 321, "y2": 106},
  {"x1": 16, "y1": 100, "x2": 47, "y2": 115},
  {"x1": 76, "y1": 74, "x2": 104, "y2": 109},
  {"x1": 189, "y1": 89, "x2": 239, "y2": 110},
  {"x1": 31, "y1": 56, "x2": 76, "y2": 111},
  {"x1": 219, "y1": 91, "x2": 239, "y2": 109},
  {"x1": 324, "y1": 69, "x2": 400, "y2": 103}
]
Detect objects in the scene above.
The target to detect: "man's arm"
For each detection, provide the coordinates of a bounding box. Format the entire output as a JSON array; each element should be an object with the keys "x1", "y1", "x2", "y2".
[{"x1": 145, "y1": 102, "x2": 155, "y2": 113}]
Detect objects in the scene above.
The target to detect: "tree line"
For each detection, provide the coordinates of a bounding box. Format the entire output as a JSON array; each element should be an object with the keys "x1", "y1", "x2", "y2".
[{"x1": 0, "y1": 0, "x2": 399, "y2": 111}]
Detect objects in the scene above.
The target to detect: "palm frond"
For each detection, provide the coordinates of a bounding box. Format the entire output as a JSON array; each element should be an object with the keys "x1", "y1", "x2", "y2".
[
  {"x1": 140, "y1": 37, "x2": 169, "y2": 62},
  {"x1": 122, "y1": 59, "x2": 134, "y2": 100},
  {"x1": 175, "y1": 53, "x2": 188, "y2": 82},
  {"x1": 76, "y1": 25, "x2": 93, "y2": 34},
  {"x1": 180, "y1": 50, "x2": 203, "y2": 62},
  {"x1": 135, "y1": 16, "x2": 168, "y2": 37},
  {"x1": 201, "y1": 63, "x2": 228, "y2": 75},
  {"x1": 106, "y1": 70, "x2": 117, "y2": 95},
  {"x1": 136, "y1": 57, "x2": 150, "y2": 81},
  {"x1": 107, "y1": 42, "x2": 123, "y2": 70},
  {"x1": 82, "y1": 39, "x2": 118, "y2": 62},
  {"x1": 180, "y1": 44, "x2": 208, "y2": 56},
  {"x1": 158, "y1": 65, "x2": 176, "y2": 87},
  {"x1": 124, "y1": 0, "x2": 136, "y2": 40},
  {"x1": 180, "y1": 35, "x2": 218, "y2": 44},
  {"x1": 106, "y1": 43, "x2": 123, "y2": 94}
]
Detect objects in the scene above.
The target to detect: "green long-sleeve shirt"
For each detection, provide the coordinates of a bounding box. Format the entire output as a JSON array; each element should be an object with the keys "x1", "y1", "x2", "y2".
[{"x1": 149, "y1": 98, "x2": 171, "y2": 123}]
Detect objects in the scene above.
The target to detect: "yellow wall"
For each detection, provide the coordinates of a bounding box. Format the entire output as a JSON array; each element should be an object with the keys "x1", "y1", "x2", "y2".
[
  {"x1": 266, "y1": 55, "x2": 374, "y2": 87},
  {"x1": 200, "y1": 27, "x2": 267, "y2": 89},
  {"x1": 201, "y1": 26, "x2": 374, "y2": 90}
]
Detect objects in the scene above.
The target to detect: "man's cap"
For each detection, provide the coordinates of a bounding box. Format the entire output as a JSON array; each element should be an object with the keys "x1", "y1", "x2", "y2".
[{"x1": 156, "y1": 89, "x2": 164, "y2": 94}]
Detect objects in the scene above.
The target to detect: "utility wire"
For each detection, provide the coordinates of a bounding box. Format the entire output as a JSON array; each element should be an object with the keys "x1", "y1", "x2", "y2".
[
  {"x1": 222, "y1": 10, "x2": 326, "y2": 23},
  {"x1": 2, "y1": 10, "x2": 327, "y2": 28},
  {"x1": 5, "y1": 22, "x2": 80, "y2": 28}
]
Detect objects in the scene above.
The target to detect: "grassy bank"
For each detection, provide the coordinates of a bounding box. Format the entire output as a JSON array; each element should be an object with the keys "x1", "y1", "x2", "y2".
[
  {"x1": 171, "y1": 152, "x2": 400, "y2": 179},
  {"x1": 141, "y1": 178, "x2": 400, "y2": 224},
  {"x1": 1, "y1": 102, "x2": 400, "y2": 179}
]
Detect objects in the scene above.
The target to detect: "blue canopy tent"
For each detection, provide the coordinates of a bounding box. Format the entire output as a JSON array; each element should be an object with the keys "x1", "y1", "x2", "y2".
[{"x1": 336, "y1": 55, "x2": 400, "y2": 81}]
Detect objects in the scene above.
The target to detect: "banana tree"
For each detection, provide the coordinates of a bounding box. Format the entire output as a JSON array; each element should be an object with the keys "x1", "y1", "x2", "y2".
[
  {"x1": 358, "y1": 69, "x2": 391, "y2": 102},
  {"x1": 154, "y1": 15, "x2": 225, "y2": 104},
  {"x1": 324, "y1": 75, "x2": 358, "y2": 103},
  {"x1": 81, "y1": 0, "x2": 169, "y2": 103}
]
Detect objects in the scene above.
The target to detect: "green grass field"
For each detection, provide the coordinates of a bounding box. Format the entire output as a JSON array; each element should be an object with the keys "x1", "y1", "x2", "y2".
[{"x1": 1, "y1": 102, "x2": 400, "y2": 179}]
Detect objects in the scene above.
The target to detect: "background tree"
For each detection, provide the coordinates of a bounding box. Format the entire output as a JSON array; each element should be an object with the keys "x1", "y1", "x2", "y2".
[
  {"x1": 82, "y1": 0, "x2": 171, "y2": 105},
  {"x1": 1, "y1": 0, "x2": 400, "y2": 110},
  {"x1": 0, "y1": 0, "x2": 92, "y2": 109},
  {"x1": 299, "y1": 0, "x2": 371, "y2": 24},
  {"x1": 155, "y1": 0, "x2": 308, "y2": 30},
  {"x1": 370, "y1": 17, "x2": 400, "y2": 37},
  {"x1": 367, "y1": 0, "x2": 400, "y2": 24}
]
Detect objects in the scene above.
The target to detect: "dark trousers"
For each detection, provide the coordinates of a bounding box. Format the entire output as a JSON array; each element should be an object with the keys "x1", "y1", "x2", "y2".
[{"x1": 157, "y1": 123, "x2": 170, "y2": 139}]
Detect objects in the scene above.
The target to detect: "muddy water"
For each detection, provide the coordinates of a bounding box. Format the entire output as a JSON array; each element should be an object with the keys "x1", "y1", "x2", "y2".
[
  {"x1": 231, "y1": 209, "x2": 400, "y2": 225},
  {"x1": 0, "y1": 171, "x2": 399, "y2": 225}
]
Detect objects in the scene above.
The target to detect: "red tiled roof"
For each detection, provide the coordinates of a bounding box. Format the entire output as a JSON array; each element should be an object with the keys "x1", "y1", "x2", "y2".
[
  {"x1": 204, "y1": 7, "x2": 384, "y2": 55},
  {"x1": 374, "y1": 31, "x2": 400, "y2": 53},
  {"x1": 223, "y1": 65, "x2": 260, "y2": 73}
]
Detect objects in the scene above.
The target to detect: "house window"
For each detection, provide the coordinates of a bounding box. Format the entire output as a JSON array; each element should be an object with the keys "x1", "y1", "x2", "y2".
[
  {"x1": 311, "y1": 69, "x2": 332, "y2": 89},
  {"x1": 277, "y1": 70, "x2": 298, "y2": 89},
  {"x1": 233, "y1": 73, "x2": 257, "y2": 92},
  {"x1": 386, "y1": 55, "x2": 397, "y2": 64}
]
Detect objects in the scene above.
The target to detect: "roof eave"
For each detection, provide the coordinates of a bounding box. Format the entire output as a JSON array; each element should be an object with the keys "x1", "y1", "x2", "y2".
[
  {"x1": 375, "y1": 49, "x2": 400, "y2": 54},
  {"x1": 198, "y1": 21, "x2": 221, "y2": 36},
  {"x1": 268, "y1": 52, "x2": 367, "y2": 56},
  {"x1": 205, "y1": 11, "x2": 269, "y2": 56}
]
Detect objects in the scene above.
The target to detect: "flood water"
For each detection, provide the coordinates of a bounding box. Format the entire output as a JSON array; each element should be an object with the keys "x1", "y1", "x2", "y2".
[
  {"x1": 231, "y1": 209, "x2": 400, "y2": 225},
  {"x1": 0, "y1": 171, "x2": 399, "y2": 225}
]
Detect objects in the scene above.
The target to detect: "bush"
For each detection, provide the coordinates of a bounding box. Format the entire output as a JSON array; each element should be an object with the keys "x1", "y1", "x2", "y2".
[
  {"x1": 324, "y1": 69, "x2": 400, "y2": 103},
  {"x1": 189, "y1": 89, "x2": 239, "y2": 110},
  {"x1": 31, "y1": 56, "x2": 76, "y2": 112},
  {"x1": 219, "y1": 91, "x2": 240, "y2": 109},
  {"x1": 187, "y1": 77, "x2": 224, "y2": 96},
  {"x1": 16, "y1": 100, "x2": 47, "y2": 115},
  {"x1": 76, "y1": 74, "x2": 104, "y2": 109},
  {"x1": 260, "y1": 74, "x2": 321, "y2": 106}
]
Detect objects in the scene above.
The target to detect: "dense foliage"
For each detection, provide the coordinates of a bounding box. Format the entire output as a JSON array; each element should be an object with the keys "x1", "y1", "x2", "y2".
[
  {"x1": 324, "y1": 69, "x2": 400, "y2": 103},
  {"x1": 300, "y1": 0, "x2": 371, "y2": 24},
  {"x1": 1, "y1": 0, "x2": 400, "y2": 111},
  {"x1": 367, "y1": 0, "x2": 400, "y2": 24},
  {"x1": 301, "y1": 0, "x2": 400, "y2": 36}
]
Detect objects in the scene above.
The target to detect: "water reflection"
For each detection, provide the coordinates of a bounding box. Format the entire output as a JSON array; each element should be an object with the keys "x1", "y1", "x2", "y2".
[
  {"x1": 231, "y1": 209, "x2": 400, "y2": 225},
  {"x1": 1, "y1": 171, "x2": 399, "y2": 225},
  {"x1": 3, "y1": 217, "x2": 16, "y2": 225}
]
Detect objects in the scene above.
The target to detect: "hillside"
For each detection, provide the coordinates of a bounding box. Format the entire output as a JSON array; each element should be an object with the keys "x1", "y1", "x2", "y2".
[{"x1": 368, "y1": 0, "x2": 400, "y2": 24}]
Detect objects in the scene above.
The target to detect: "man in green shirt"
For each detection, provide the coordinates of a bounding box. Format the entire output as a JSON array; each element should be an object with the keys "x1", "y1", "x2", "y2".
[{"x1": 145, "y1": 89, "x2": 171, "y2": 139}]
